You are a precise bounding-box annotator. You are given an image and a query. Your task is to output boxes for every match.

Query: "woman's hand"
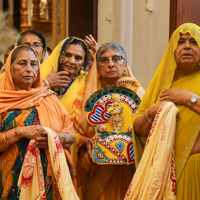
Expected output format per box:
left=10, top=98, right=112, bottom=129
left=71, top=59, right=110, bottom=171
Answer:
left=84, top=34, right=98, bottom=59
left=81, top=137, right=93, bottom=159
left=18, top=125, right=48, bottom=148
left=44, top=66, right=71, bottom=89
left=159, top=88, right=192, bottom=105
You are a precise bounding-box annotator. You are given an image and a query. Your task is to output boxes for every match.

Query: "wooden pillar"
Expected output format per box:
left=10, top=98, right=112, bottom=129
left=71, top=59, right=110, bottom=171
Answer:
left=52, top=0, right=66, bottom=48
left=20, top=0, right=31, bottom=31
left=60, top=0, right=66, bottom=39
left=48, top=0, right=52, bottom=20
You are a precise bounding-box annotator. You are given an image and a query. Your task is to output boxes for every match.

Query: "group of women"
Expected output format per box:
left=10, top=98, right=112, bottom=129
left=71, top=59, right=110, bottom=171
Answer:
left=0, top=22, right=200, bottom=200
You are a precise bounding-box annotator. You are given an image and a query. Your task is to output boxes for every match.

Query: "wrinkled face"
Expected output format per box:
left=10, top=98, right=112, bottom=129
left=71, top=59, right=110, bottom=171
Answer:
left=11, top=49, right=39, bottom=90
left=61, top=44, right=86, bottom=77
left=175, top=33, right=200, bottom=68
left=21, top=33, right=46, bottom=63
left=97, top=48, right=127, bottom=82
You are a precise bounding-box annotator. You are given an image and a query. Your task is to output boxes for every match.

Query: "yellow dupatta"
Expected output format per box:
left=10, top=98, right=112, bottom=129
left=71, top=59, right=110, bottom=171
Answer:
left=41, top=37, right=88, bottom=113
left=132, top=23, right=200, bottom=183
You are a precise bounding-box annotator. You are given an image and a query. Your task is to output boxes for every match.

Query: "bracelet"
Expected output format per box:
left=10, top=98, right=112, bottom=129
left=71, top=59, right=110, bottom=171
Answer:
left=1, top=132, right=10, bottom=146
left=145, top=109, right=153, bottom=124
left=79, top=137, right=87, bottom=147
left=43, top=78, right=50, bottom=87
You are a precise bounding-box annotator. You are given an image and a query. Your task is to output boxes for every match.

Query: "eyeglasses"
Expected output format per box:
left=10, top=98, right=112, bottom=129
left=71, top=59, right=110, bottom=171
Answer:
left=22, top=43, right=43, bottom=49
left=98, top=55, right=124, bottom=65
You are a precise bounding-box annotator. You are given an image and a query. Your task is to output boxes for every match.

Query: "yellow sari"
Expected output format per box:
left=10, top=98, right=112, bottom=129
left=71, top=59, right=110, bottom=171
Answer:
left=70, top=56, right=144, bottom=200
left=41, top=37, right=88, bottom=113
left=131, top=23, right=200, bottom=199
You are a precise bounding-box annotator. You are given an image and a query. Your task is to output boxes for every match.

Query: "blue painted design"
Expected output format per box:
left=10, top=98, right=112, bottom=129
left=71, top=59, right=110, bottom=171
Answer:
left=115, top=142, right=124, bottom=153
left=129, top=144, right=134, bottom=159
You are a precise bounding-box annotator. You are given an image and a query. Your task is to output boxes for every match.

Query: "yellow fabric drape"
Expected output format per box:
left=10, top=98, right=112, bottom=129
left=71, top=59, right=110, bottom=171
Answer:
left=177, top=153, right=200, bottom=199
left=132, top=23, right=200, bottom=186
left=41, top=37, right=88, bottom=113
left=125, top=102, right=177, bottom=200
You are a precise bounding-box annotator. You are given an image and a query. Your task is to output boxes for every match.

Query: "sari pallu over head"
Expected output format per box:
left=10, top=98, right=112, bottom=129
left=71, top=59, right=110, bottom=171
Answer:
left=132, top=23, right=200, bottom=183
left=41, top=37, right=89, bottom=113
left=0, top=46, right=78, bottom=199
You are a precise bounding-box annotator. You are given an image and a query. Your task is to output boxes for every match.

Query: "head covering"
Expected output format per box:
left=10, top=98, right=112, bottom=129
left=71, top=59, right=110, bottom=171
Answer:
left=0, top=46, right=52, bottom=113
left=132, top=23, right=200, bottom=183
left=41, top=37, right=89, bottom=79
left=141, top=23, right=200, bottom=106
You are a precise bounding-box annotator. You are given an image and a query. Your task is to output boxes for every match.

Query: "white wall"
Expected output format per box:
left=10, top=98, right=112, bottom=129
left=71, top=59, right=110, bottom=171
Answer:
left=132, top=0, right=170, bottom=88
left=98, top=0, right=170, bottom=88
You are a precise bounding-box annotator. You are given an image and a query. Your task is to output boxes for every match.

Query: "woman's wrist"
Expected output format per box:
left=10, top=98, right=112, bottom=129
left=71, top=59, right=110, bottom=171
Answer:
left=60, top=134, right=66, bottom=144
left=15, top=127, right=24, bottom=139
left=43, top=78, right=50, bottom=87
left=145, top=109, right=153, bottom=123
left=79, top=137, right=87, bottom=147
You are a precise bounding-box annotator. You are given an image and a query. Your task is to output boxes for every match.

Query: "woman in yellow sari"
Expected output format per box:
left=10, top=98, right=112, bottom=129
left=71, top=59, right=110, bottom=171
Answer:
left=40, top=37, right=90, bottom=113
left=70, top=42, right=145, bottom=200
left=128, top=23, right=200, bottom=199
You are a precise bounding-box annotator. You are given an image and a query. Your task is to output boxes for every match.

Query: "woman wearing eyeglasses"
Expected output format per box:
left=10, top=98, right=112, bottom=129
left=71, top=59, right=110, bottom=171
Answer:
left=70, top=42, right=145, bottom=200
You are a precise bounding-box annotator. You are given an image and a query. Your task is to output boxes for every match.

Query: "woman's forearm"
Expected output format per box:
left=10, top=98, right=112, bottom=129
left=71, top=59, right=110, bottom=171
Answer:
left=134, top=113, right=153, bottom=137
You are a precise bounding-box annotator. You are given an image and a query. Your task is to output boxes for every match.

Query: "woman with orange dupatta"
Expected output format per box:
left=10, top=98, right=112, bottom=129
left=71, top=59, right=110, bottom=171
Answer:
left=70, top=42, right=145, bottom=200
left=125, top=23, right=200, bottom=200
left=0, top=45, right=79, bottom=199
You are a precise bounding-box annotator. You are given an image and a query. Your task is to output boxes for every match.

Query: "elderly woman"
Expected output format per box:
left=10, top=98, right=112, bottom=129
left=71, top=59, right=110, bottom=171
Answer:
left=0, top=45, right=79, bottom=199
left=16, top=30, right=47, bottom=63
left=126, top=23, right=200, bottom=199
left=41, top=37, right=91, bottom=113
left=70, top=42, right=144, bottom=200
left=0, top=30, right=47, bottom=80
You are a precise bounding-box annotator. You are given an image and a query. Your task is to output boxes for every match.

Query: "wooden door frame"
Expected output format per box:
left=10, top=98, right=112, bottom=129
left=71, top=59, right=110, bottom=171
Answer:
left=169, top=0, right=177, bottom=38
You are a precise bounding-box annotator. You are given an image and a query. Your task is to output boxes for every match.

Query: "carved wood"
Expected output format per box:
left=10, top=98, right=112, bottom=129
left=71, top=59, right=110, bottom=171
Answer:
left=32, top=0, right=52, bottom=32
left=20, top=0, right=31, bottom=31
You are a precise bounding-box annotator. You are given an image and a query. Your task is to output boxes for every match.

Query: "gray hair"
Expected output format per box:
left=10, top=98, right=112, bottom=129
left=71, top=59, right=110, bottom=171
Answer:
left=96, top=42, right=127, bottom=64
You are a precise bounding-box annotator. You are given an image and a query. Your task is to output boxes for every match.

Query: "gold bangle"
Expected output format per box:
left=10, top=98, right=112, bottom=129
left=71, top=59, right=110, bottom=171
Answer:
left=2, top=132, right=10, bottom=146
left=43, top=78, right=50, bottom=87
left=79, top=137, right=87, bottom=147
left=145, top=109, right=153, bottom=124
